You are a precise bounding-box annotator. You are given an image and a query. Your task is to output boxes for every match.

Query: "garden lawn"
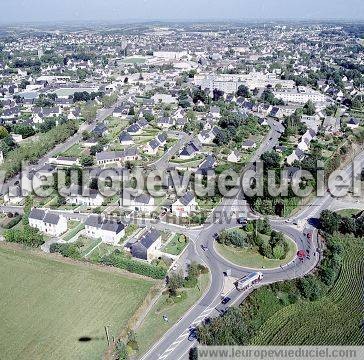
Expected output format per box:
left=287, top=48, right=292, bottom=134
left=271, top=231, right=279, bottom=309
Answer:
left=0, top=246, right=155, bottom=360
left=162, top=234, right=188, bottom=255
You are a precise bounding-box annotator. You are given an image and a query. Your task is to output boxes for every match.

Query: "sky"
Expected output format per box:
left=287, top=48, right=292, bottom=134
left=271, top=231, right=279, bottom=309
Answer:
left=0, top=0, right=363, bottom=24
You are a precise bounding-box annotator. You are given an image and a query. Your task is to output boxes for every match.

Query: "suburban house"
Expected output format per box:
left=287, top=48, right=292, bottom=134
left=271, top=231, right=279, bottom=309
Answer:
left=172, top=191, right=197, bottom=217
left=66, top=186, right=105, bottom=206
left=347, top=118, right=360, bottom=130
left=84, top=215, right=125, bottom=244
left=96, top=148, right=139, bottom=165
left=157, top=117, right=174, bottom=129
left=129, top=228, right=162, bottom=262
left=49, top=156, right=80, bottom=167
left=144, top=133, right=167, bottom=155
left=119, top=131, right=134, bottom=146
left=198, top=127, right=220, bottom=145
left=29, top=208, right=67, bottom=236
left=179, top=140, right=201, bottom=159
left=286, top=148, right=305, bottom=165
left=227, top=150, right=241, bottom=163
left=242, top=140, right=257, bottom=150
left=126, top=193, right=156, bottom=213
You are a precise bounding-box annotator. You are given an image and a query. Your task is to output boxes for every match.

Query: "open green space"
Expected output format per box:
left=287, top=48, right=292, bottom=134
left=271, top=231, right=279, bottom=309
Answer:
left=0, top=246, right=155, bottom=360
left=336, top=208, right=362, bottom=218
left=215, top=236, right=297, bottom=269
left=135, top=273, right=210, bottom=356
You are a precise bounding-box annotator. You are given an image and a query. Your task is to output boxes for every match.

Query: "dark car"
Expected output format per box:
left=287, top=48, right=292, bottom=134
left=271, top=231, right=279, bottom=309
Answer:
left=237, top=217, right=247, bottom=225
left=221, top=297, right=231, bottom=305
left=188, top=328, right=197, bottom=342
left=201, top=245, right=208, bottom=251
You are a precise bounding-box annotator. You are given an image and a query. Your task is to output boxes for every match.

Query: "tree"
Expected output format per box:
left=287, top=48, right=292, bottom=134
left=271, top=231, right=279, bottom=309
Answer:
left=261, top=151, right=280, bottom=170
left=236, top=85, right=250, bottom=98
left=115, top=340, right=128, bottom=360
left=197, top=308, right=249, bottom=345
left=90, top=144, right=104, bottom=156
left=319, top=210, right=341, bottom=234
left=12, top=124, right=35, bottom=138
left=0, top=126, right=9, bottom=139
left=213, top=88, right=224, bottom=101
left=168, top=273, right=185, bottom=296
left=81, top=104, right=98, bottom=123
left=80, top=155, right=94, bottom=167
left=189, top=348, right=198, bottom=360
left=303, top=100, right=316, bottom=116
left=82, top=130, right=91, bottom=140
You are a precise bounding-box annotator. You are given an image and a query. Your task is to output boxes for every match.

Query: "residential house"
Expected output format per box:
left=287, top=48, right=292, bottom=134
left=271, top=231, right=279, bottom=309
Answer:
left=242, top=140, right=257, bottom=150
left=29, top=208, right=67, bottom=236
left=119, top=131, right=134, bottom=146
left=227, top=150, right=241, bottom=163
left=172, top=191, right=197, bottom=218
left=84, top=215, right=125, bottom=245
left=179, top=140, right=201, bottom=159
left=130, top=228, right=162, bottom=262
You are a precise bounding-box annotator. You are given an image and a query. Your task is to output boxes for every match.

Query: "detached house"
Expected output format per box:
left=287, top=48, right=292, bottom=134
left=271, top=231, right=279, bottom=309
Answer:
left=242, top=140, right=257, bottom=150
left=227, top=150, right=241, bottom=163
left=119, top=131, right=134, bottom=146
left=172, top=191, right=197, bottom=218
left=179, top=140, right=201, bottom=159
left=157, top=117, right=174, bottom=129
left=66, top=186, right=105, bottom=207
left=347, top=118, right=360, bottom=130
left=126, top=193, right=156, bottom=213
left=130, top=228, right=162, bottom=262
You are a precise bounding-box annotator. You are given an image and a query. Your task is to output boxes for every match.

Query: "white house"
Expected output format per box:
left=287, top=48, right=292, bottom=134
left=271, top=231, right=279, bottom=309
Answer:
left=125, top=193, right=156, bottom=213
left=172, top=191, right=197, bottom=218
left=84, top=215, right=125, bottom=245
left=242, top=140, right=257, bottom=150
left=29, top=208, right=67, bottom=236
left=347, top=118, right=360, bottom=130
left=227, top=150, right=241, bottom=163
left=66, top=186, right=105, bottom=207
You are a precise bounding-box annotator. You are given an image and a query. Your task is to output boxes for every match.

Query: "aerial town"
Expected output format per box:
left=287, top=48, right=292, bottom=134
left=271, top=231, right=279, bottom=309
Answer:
left=0, top=17, right=363, bottom=360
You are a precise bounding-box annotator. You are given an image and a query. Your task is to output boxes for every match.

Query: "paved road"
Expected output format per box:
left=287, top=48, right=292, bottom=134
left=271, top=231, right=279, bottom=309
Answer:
left=149, top=131, right=192, bottom=170
left=139, top=120, right=364, bottom=360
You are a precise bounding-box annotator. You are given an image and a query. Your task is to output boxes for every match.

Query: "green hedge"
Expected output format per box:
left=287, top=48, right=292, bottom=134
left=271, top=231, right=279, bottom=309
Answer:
left=101, top=251, right=167, bottom=279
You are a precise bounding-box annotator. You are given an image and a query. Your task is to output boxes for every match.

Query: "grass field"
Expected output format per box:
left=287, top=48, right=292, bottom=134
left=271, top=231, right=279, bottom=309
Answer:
left=251, top=235, right=364, bottom=345
left=0, top=246, right=156, bottom=360
left=336, top=208, right=361, bottom=217
left=135, top=273, right=210, bottom=356
left=215, top=236, right=297, bottom=269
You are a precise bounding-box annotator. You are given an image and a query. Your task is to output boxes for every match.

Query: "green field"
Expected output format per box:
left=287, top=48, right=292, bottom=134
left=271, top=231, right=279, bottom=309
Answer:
left=215, top=237, right=297, bottom=269
left=251, top=235, right=364, bottom=345
left=135, top=273, right=210, bottom=356
left=0, top=246, right=156, bottom=360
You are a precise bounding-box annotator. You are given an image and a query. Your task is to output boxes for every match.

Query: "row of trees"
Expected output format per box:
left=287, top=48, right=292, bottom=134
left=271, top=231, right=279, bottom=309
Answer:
left=0, top=120, right=79, bottom=179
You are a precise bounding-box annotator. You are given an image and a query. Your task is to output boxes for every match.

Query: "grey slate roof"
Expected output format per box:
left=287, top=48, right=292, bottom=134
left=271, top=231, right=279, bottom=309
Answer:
left=43, top=212, right=60, bottom=225
left=29, top=208, right=46, bottom=221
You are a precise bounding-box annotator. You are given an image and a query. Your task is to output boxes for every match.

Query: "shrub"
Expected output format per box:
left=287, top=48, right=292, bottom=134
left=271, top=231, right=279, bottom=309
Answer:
left=2, top=215, right=22, bottom=229
left=101, top=251, right=167, bottom=279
